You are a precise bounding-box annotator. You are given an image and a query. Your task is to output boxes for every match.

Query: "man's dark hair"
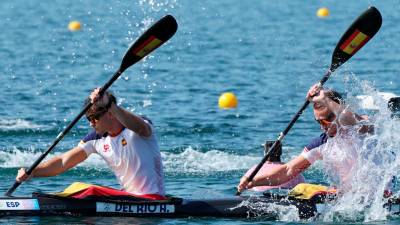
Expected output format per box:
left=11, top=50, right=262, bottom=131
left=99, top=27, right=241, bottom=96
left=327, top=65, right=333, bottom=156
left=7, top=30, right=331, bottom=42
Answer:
left=263, top=140, right=282, bottom=162
left=325, top=89, right=344, bottom=104
left=84, top=90, right=117, bottom=117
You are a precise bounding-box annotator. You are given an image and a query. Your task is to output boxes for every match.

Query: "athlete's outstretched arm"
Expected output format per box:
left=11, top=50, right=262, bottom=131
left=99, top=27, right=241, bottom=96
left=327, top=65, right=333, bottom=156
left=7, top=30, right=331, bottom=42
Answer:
left=16, top=147, right=88, bottom=182
left=237, top=155, right=310, bottom=192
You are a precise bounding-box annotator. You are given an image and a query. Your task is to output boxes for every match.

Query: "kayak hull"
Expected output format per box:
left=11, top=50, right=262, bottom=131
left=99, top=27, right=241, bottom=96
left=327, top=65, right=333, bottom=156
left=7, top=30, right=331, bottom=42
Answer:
left=1, top=193, right=398, bottom=219
left=0, top=194, right=316, bottom=219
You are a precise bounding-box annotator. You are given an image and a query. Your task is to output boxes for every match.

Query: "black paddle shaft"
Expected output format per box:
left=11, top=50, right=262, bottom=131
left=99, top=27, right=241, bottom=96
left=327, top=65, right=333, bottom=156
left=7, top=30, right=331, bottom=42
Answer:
left=5, top=15, right=178, bottom=197
left=236, top=7, right=382, bottom=196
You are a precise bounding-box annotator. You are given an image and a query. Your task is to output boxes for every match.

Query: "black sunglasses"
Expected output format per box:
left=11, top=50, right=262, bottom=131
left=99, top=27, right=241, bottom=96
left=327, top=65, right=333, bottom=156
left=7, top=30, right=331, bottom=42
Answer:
left=86, top=108, right=108, bottom=123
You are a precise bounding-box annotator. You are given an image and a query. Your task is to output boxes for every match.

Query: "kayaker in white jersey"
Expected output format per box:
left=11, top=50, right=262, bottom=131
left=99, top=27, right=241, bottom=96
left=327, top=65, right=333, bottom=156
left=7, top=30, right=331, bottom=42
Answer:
left=16, top=88, right=165, bottom=198
left=237, top=83, right=387, bottom=195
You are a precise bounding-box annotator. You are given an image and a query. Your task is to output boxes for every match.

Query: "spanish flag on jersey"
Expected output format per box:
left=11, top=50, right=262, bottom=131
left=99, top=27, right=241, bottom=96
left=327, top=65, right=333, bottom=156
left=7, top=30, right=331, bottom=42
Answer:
left=339, top=29, right=370, bottom=55
left=121, top=138, right=127, bottom=146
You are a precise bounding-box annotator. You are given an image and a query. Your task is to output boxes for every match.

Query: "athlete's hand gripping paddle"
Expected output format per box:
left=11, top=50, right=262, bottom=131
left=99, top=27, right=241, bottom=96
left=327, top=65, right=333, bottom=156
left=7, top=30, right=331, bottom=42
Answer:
left=236, top=7, right=382, bottom=196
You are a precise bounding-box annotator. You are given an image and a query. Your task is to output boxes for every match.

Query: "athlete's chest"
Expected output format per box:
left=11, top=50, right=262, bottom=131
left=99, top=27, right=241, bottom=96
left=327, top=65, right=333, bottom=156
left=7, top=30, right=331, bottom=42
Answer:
left=96, top=132, right=131, bottom=158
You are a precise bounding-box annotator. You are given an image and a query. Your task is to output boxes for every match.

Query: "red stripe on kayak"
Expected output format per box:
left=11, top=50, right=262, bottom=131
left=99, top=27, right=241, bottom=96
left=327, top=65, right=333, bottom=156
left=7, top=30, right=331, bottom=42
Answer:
left=70, top=186, right=167, bottom=200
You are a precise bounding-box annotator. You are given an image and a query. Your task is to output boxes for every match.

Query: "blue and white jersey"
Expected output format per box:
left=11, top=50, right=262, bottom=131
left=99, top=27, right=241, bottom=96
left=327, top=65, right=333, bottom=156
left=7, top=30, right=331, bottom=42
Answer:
left=301, top=133, right=328, bottom=164
left=303, top=133, right=328, bottom=152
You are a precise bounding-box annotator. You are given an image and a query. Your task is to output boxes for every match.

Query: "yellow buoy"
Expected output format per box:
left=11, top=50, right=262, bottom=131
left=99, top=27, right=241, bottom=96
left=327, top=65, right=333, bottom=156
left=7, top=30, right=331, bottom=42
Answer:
left=68, top=21, right=81, bottom=31
left=316, top=7, right=330, bottom=18
left=218, top=92, right=238, bottom=109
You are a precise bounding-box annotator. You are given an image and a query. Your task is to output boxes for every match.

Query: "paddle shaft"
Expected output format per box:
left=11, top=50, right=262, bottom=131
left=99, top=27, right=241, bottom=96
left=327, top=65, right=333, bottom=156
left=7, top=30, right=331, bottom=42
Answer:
left=4, top=69, right=123, bottom=197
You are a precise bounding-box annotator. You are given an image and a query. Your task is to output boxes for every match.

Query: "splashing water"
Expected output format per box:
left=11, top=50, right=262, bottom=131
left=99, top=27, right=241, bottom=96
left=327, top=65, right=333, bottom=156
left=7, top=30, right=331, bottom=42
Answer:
left=232, top=196, right=300, bottom=221
left=318, top=77, right=400, bottom=222
left=138, top=0, right=178, bottom=12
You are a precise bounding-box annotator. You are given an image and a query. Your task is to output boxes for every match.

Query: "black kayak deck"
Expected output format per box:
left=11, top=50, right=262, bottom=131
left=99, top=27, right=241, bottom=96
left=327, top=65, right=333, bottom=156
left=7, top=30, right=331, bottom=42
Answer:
left=0, top=192, right=317, bottom=219
left=1, top=192, right=399, bottom=219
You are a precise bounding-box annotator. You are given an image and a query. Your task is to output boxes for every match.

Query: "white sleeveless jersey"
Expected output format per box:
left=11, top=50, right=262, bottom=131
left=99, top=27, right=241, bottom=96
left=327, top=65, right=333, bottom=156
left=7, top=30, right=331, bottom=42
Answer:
left=78, top=121, right=165, bottom=196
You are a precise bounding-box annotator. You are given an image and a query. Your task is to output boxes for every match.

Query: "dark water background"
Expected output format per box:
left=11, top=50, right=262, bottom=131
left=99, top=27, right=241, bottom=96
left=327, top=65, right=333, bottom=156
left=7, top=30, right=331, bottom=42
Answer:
left=1, top=0, right=400, bottom=224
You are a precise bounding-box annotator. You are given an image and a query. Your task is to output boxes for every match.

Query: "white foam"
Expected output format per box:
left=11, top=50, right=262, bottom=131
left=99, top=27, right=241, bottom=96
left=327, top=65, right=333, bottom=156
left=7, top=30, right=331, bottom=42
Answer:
left=0, top=118, right=47, bottom=131
left=356, top=92, right=398, bottom=110
left=0, top=147, right=107, bottom=169
left=0, top=147, right=56, bottom=168
left=0, top=146, right=259, bottom=174
left=162, top=146, right=259, bottom=173
left=232, top=196, right=300, bottom=221
left=142, top=99, right=152, bottom=108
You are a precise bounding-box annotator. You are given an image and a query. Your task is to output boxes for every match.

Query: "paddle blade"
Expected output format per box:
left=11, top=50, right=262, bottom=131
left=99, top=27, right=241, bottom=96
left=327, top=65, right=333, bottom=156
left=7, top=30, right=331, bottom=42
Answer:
left=330, top=6, right=382, bottom=72
left=120, top=15, right=178, bottom=73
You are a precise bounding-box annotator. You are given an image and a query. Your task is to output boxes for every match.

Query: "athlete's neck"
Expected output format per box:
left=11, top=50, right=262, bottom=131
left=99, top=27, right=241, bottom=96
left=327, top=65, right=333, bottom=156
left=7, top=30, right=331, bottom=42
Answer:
left=108, top=121, right=124, bottom=137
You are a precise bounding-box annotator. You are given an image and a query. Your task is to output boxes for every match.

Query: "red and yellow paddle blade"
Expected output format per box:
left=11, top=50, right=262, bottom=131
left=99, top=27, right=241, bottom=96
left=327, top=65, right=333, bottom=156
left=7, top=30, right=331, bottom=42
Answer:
left=331, top=7, right=382, bottom=72
left=120, top=15, right=178, bottom=73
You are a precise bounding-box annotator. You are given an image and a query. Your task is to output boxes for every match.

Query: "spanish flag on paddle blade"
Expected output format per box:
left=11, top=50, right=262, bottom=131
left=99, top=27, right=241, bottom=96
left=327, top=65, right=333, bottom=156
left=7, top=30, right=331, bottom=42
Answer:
left=339, top=29, right=370, bottom=55
left=133, top=35, right=163, bottom=58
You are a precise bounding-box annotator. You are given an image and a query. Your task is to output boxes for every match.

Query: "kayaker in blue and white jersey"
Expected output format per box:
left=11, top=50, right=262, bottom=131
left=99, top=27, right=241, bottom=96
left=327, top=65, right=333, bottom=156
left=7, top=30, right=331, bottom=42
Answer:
left=238, top=83, right=393, bottom=196
left=16, top=88, right=165, bottom=199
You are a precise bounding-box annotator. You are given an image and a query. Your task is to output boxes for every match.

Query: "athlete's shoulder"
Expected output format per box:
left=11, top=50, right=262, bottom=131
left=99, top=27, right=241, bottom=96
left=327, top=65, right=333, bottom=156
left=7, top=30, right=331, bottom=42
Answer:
left=80, top=130, right=105, bottom=144
left=304, top=133, right=328, bottom=152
